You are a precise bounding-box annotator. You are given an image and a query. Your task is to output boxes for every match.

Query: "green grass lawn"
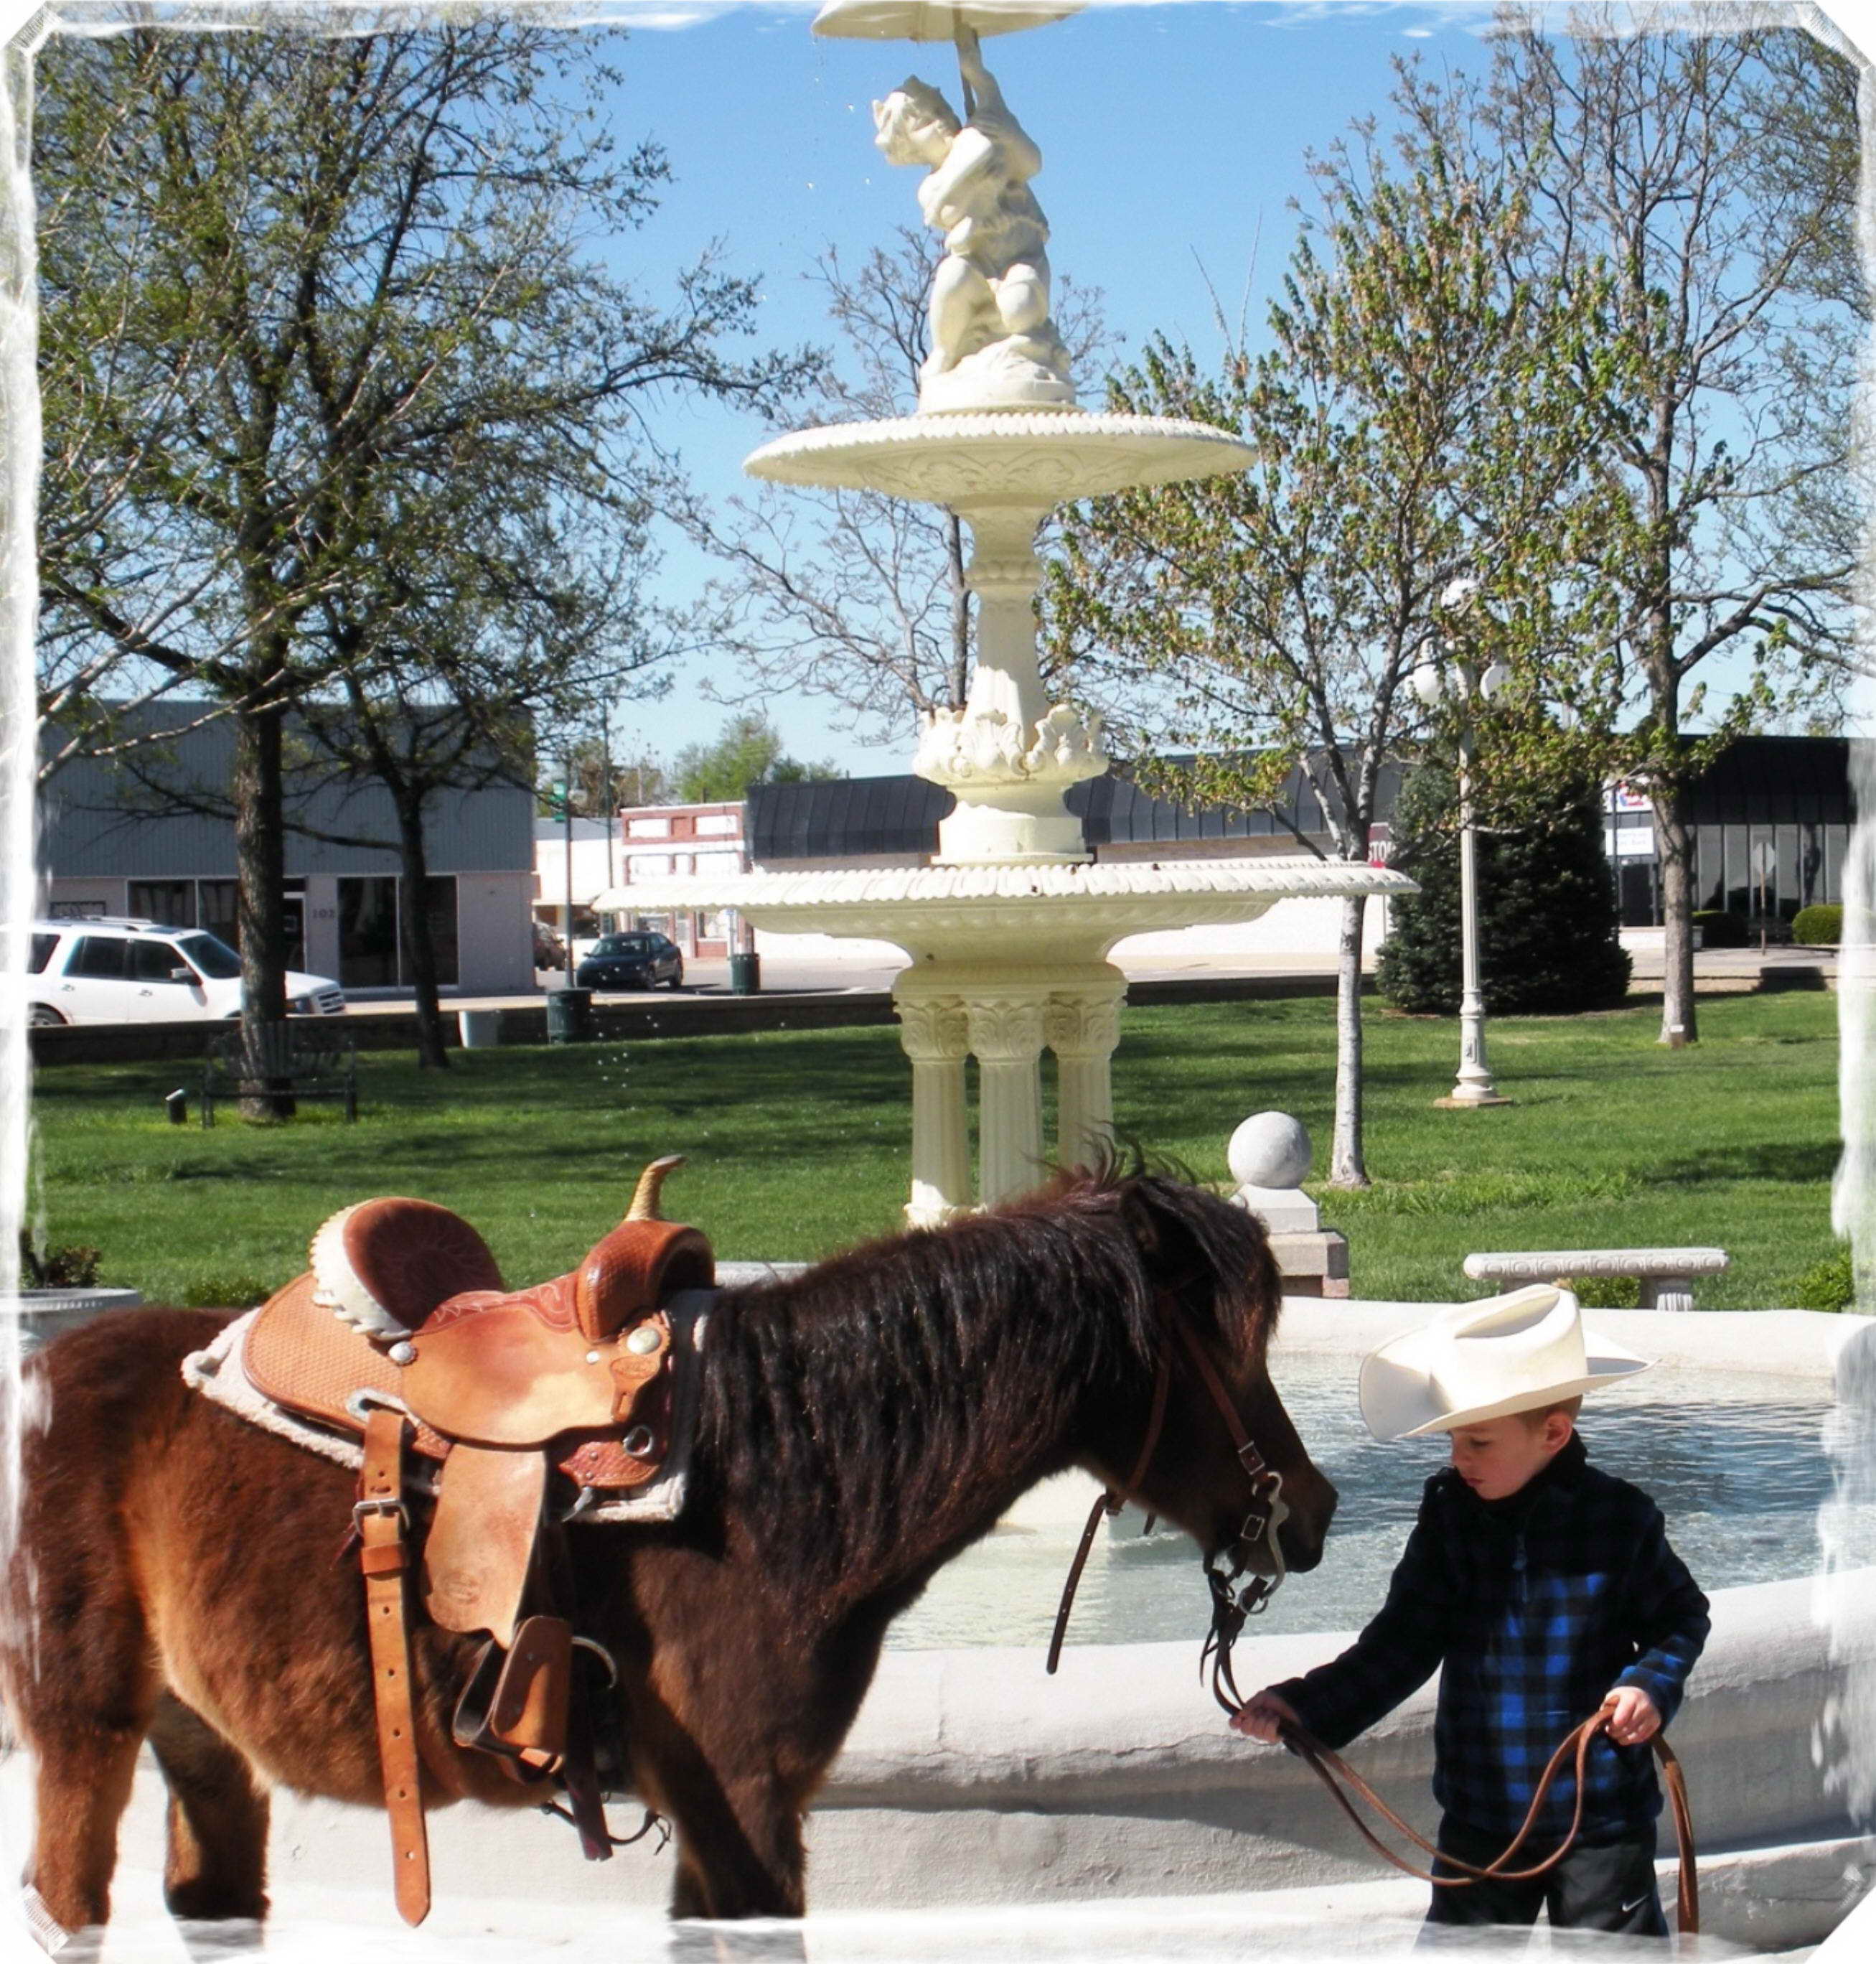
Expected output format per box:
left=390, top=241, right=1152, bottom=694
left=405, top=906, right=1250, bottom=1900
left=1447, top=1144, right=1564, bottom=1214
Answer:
left=26, top=990, right=1845, bottom=1311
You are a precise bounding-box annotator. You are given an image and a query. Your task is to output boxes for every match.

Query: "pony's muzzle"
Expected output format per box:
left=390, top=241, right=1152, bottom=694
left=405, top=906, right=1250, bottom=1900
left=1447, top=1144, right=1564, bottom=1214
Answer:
left=1275, top=1470, right=1336, bottom=1574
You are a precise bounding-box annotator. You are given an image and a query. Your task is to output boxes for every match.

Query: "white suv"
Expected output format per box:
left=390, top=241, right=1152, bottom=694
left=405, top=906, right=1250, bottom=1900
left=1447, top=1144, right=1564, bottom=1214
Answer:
left=27, top=918, right=346, bottom=1026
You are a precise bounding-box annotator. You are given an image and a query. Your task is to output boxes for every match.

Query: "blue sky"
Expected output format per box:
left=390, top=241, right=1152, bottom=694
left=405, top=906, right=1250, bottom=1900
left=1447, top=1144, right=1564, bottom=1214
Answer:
left=576, top=1, right=1507, bottom=776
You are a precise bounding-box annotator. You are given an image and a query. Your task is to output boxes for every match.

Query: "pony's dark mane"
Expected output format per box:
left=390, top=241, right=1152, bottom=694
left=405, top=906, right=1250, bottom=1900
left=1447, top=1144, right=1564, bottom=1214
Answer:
left=695, top=1166, right=1282, bottom=1591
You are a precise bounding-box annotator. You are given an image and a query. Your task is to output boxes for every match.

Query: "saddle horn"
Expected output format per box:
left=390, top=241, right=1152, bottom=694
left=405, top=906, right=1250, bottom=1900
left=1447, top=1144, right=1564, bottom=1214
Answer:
left=576, top=1157, right=710, bottom=1344
left=627, top=1155, right=686, bottom=1223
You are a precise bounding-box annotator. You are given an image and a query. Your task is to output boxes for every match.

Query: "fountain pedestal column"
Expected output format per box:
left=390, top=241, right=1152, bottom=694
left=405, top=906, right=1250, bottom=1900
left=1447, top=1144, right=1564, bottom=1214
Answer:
left=1045, top=971, right=1126, bottom=1171
left=894, top=983, right=972, bottom=1228
left=962, top=989, right=1051, bottom=1207
left=914, top=504, right=1105, bottom=866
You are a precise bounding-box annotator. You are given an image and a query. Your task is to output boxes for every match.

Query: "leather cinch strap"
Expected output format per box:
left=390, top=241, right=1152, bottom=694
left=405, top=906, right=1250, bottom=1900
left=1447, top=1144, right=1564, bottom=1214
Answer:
left=359, top=1406, right=431, bottom=1927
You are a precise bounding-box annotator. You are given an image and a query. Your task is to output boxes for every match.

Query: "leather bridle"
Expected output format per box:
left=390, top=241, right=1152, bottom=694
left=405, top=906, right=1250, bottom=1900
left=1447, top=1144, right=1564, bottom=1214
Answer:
left=1046, top=1300, right=1292, bottom=1697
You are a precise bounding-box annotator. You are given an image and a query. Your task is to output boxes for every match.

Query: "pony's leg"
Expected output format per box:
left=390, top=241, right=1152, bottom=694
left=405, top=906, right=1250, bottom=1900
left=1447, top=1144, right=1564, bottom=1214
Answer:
left=667, top=1769, right=808, bottom=1922
left=630, top=1691, right=810, bottom=1920
left=146, top=1696, right=270, bottom=1922
left=19, top=1697, right=151, bottom=1935
left=5, top=1568, right=159, bottom=1935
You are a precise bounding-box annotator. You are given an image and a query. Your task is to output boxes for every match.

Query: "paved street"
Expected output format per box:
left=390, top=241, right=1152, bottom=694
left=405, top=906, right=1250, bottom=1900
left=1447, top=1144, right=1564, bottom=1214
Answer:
left=344, top=939, right=1839, bottom=1018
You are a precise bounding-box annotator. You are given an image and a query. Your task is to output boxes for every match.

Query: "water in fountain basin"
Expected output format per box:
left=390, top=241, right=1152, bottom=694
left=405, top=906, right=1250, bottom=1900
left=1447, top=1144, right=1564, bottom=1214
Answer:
left=889, top=1362, right=1837, bottom=1652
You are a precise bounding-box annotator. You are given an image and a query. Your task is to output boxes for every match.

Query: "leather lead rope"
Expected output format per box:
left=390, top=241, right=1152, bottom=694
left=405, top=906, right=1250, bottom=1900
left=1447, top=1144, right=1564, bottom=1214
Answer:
left=1274, top=1711, right=1699, bottom=1936
left=1049, top=1299, right=1291, bottom=1675
left=1046, top=1355, right=1171, bottom=1674
left=358, top=1407, right=431, bottom=1927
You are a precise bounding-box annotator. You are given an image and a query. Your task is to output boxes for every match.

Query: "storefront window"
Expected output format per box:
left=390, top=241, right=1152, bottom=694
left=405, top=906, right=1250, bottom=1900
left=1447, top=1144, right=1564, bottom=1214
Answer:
left=195, top=879, right=305, bottom=968
left=128, top=881, right=197, bottom=928
left=198, top=880, right=240, bottom=948
left=1775, top=826, right=1801, bottom=922
left=1798, top=825, right=1825, bottom=910
left=1723, top=827, right=1750, bottom=917
left=1694, top=828, right=1725, bottom=912
left=338, top=876, right=458, bottom=987
left=338, top=876, right=399, bottom=988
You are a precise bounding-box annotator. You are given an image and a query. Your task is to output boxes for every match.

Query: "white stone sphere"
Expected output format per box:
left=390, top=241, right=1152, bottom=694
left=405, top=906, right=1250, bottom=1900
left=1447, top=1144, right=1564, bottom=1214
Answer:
left=1228, top=1111, right=1312, bottom=1192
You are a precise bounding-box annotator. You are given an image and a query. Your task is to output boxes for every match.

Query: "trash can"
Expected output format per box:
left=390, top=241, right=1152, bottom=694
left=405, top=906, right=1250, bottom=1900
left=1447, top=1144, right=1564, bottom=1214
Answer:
left=457, top=1008, right=502, bottom=1049
left=545, top=988, right=595, bottom=1044
left=728, top=952, right=761, bottom=996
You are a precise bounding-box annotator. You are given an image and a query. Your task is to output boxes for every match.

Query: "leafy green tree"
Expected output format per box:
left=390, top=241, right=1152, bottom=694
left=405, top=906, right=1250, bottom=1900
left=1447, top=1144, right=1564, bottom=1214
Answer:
left=1050, top=133, right=1623, bottom=1184
left=34, top=22, right=810, bottom=1084
left=1394, top=11, right=1862, bottom=1046
left=671, top=713, right=836, bottom=805
left=1376, top=764, right=1631, bottom=1016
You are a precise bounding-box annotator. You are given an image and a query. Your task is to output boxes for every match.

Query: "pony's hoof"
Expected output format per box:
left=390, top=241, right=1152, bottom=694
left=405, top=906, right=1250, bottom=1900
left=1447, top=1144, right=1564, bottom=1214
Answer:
left=164, top=1880, right=269, bottom=1923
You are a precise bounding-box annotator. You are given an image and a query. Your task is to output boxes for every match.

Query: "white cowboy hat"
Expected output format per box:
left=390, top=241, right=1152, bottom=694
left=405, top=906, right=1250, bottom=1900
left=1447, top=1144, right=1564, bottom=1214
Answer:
left=1358, top=1285, right=1652, bottom=1441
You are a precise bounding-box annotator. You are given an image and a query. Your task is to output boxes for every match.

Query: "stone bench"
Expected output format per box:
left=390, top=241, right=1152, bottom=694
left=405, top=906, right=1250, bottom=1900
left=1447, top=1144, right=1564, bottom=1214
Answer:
left=1463, top=1247, right=1729, bottom=1314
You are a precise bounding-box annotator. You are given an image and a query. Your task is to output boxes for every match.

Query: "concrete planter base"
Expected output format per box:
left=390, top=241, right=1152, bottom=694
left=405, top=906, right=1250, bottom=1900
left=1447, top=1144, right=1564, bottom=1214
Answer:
left=9, top=1286, right=143, bottom=1350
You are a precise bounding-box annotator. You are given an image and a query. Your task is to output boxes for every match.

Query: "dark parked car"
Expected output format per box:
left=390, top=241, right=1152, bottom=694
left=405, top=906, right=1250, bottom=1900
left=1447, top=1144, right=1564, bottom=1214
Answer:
left=533, top=922, right=568, bottom=970
left=576, top=931, right=683, bottom=993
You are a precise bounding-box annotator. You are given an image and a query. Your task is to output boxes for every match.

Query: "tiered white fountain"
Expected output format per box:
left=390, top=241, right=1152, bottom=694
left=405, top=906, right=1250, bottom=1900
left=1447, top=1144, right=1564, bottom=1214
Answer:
left=600, top=0, right=1411, bottom=1226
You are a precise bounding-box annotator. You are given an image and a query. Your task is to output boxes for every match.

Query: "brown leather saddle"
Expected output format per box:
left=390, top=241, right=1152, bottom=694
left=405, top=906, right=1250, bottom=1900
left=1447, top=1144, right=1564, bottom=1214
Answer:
left=241, top=1155, right=710, bottom=1925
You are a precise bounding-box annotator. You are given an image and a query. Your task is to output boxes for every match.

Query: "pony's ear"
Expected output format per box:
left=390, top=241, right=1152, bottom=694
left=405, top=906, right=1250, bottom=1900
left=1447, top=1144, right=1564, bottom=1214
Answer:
left=1115, top=1173, right=1280, bottom=1353
left=1115, top=1177, right=1209, bottom=1299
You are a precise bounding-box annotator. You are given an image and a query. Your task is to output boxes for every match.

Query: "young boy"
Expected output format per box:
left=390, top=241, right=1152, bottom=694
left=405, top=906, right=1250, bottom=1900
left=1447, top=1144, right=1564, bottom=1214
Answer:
left=1233, top=1286, right=1709, bottom=1939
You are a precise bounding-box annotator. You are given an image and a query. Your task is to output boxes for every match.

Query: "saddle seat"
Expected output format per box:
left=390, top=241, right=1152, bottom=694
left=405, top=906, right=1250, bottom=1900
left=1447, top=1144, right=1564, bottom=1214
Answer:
left=244, top=1191, right=713, bottom=1487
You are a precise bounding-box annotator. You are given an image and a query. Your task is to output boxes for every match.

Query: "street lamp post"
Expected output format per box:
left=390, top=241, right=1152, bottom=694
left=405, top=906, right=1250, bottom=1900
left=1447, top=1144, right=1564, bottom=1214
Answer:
left=1415, top=579, right=1513, bottom=1109
left=560, top=758, right=578, bottom=988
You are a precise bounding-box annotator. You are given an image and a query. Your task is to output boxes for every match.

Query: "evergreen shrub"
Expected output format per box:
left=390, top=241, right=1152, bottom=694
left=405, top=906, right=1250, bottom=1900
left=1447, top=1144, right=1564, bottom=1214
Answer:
left=1792, top=904, right=1844, bottom=946
left=1781, top=1248, right=1855, bottom=1312
left=1377, top=767, right=1632, bottom=1015
left=1692, top=909, right=1748, bottom=948
left=182, top=1273, right=278, bottom=1309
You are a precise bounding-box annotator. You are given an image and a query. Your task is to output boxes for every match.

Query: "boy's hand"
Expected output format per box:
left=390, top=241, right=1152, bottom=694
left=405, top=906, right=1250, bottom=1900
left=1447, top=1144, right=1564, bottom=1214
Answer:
left=1229, top=1691, right=1300, bottom=1744
left=1600, top=1685, right=1661, bottom=1746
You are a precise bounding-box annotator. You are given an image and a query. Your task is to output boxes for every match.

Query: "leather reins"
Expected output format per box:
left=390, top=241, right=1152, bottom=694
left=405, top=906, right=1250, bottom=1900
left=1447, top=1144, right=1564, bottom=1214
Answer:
left=1271, top=1709, right=1699, bottom=1935
left=1039, top=1303, right=1699, bottom=1935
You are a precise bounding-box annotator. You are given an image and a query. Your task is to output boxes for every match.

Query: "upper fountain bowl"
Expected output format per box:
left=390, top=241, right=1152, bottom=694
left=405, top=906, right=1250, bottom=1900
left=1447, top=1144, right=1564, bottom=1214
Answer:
left=744, top=412, right=1258, bottom=509
left=812, top=1, right=1085, bottom=42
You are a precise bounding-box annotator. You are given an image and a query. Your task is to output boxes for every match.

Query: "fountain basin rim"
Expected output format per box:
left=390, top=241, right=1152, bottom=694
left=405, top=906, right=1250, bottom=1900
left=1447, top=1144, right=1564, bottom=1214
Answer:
left=744, top=411, right=1259, bottom=505
left=596, top=857, right=1412, bottom=915
left=593, top=859, right=1412, bottom=957
left=1265, top=1296, right=1869, bottom=1385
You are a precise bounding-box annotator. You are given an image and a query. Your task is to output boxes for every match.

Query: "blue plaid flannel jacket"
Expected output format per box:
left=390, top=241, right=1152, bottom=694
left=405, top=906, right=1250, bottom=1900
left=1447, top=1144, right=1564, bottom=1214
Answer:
left=1272, top=1432, right=1709, bottom=1846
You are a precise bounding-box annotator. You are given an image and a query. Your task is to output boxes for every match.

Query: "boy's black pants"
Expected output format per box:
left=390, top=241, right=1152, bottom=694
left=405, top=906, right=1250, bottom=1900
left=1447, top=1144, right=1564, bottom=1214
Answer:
left=1422, top=1818, right=1668, bottom=1938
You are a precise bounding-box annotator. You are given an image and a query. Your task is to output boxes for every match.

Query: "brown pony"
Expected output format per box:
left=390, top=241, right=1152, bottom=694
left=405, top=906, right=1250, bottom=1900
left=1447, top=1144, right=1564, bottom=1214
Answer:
left=1, top=1166, right=1335, bottom=1937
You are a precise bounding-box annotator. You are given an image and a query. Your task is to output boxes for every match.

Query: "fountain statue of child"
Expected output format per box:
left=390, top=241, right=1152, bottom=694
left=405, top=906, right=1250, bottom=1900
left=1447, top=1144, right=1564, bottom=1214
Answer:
left=871, top=32, right=1074, bottom=412
left=1232, top=1288, right=1709, bottom=1940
